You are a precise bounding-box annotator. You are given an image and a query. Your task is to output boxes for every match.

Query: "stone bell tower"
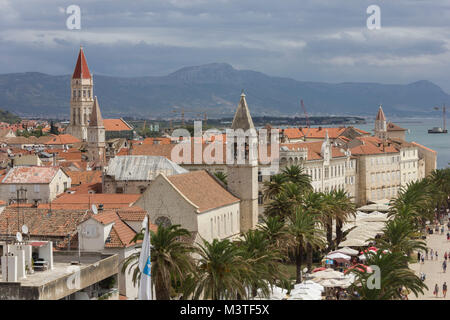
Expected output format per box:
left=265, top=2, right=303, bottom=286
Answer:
left=66, top=46, right=94, bottom=142
left=226, top=91, right=259, bottom=232
left=87, top=96, right=106, bottom=164
left=374, top=104, right=387, bottom=140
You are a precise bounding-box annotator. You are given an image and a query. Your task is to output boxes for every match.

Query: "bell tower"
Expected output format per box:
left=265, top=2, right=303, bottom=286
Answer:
left=227, top=91, right=259, bottom=232
left=66, top=46, right=94, bottom=141
left=374, top=104, right=387, bottom=140
left=87, top=96, right=106, bottom=165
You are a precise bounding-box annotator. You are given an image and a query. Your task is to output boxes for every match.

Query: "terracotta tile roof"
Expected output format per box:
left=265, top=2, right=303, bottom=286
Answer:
left=45, top=193, right=141, bottom=209
left=282, top=128, right=304, bottom=140
left=45, top=134, right=80, bottom=145
left=0, top=206, right=92, bottom=238
left=281, top=141, right=347, bottom=160
left=1, top=166, right=62, bottom=184
left=72, top=47, right=92, bottom=79
left=411, top=141, right=436, bottom=154
left=167, top=170, right=240, bottom=213
left=116, top=206, right=148, bottom=222
left=387, top=122, right=406, bottom=132
left=67, top=182, right=102, bottom=194
left=142, top=137, right=171, bottom=145
left=376, top=106, right=386, bottom=121
left=103, top=119, right=133, bottom=132
left=57, top=150, right=82, bottom=162
left=66, top=170, right=102, bottom=185
left=350, top=137, right=399, bottom=155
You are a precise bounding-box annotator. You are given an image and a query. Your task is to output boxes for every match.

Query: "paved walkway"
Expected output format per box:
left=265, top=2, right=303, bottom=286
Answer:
left=410, top=229, right=450, bottom=300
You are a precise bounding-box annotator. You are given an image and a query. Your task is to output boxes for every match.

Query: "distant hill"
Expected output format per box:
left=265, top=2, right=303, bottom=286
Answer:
left=0, top=108, right=20, bottom=123
left=0, top=63, right=448, bottom=119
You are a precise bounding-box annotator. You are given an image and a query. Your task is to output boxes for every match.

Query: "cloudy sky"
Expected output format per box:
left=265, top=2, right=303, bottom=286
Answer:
left=1, top=0, right=450, bottom=91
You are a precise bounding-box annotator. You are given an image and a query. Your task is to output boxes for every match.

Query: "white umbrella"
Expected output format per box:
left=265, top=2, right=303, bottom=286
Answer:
left=326, top=252, right=351, bottom=260
left=301, top=280, right=325, bottom=292
left=311, top=268, right=345, bottom=280
left=334, top=247, right=359, bottom=256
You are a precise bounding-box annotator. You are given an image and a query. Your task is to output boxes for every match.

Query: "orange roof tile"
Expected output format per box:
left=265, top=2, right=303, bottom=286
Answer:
left=2, top=166, right=62, bottom=184
left=45, top=134, right=80, bottom=145
left=66, top=170, right=102, bottom=185
left=47, top=193, right=141, bottom=209
left=167, top=170, right=240, bottom=213
left=103, top=119, right=133, bottom=131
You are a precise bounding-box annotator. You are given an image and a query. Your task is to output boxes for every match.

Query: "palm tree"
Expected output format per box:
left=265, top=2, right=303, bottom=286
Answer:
left=281, top=165, right=312, bottom=193
left=429, top=168, right=450, bottom=210
left=264, top=191, right=294, bottom=219
left=373, top=216, right=427, bottom=256
left=121, top=224, right=195, bottom=300
left=262, top=173, right=287, bottom=200
left=213, top=171, right=228, bottom=185
left=258, top=215, right=290, bottom=253
left=236, top=229, right=288, bottom=298
left=321, top=191, right=335, bottom=250
left=349, top=250, right=427, bottom=300
left=191, top=238, right=251, bottom=300
left=287, top=208, right=325, bottom=283
left=332, top=189, right=356, bottom=248
left=390, top=180, right=434, bottom=228
left=300, top=191, right=327, bottom=271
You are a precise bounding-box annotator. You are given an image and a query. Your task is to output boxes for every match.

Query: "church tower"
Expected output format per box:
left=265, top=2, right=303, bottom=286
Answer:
left=87, top=96, right=106, bottom=164
left=374, top=105, right=387, bottom=140
left=227, top=91, right=259, bottom=232
left=66, top=47, right=94, bottom=141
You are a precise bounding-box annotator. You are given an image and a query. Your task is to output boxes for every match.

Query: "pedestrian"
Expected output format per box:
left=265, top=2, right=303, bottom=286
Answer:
left=431, top=249, right=434, bottom=260
left=447, top=232, right=450, bottom=241
left=418, top=251, right=421, bottom=263
left=444, top=282, right=448, bottom=298
left=434, top=284, right=439, bottom=297
left=421, top=254, right=425, bottom=264
left=442, top=226, right=445, bottom=234
left=445, top=252, right=448, bottom=261
left=443, top=260, right=447, bottom=273
left=436, top=251, right=439, bottom=260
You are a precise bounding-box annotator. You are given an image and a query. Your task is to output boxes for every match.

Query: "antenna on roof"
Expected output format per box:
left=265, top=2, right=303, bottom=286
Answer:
left=91, top=204, right=98, bottom=215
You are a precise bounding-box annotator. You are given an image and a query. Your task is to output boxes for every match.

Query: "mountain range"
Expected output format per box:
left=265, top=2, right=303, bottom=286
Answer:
left=0, top=63, right=448, bottom=119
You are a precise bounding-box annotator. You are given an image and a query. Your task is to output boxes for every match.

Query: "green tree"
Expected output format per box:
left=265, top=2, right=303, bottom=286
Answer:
left=349, top=250, right=427, bottom=300
left=213, top=171, right=228, bottom=185
left=121, top=224, right=195, bottom=300
left=190, top=238, right=250, bottom=300
left=287, top=208, right=325, bottom=283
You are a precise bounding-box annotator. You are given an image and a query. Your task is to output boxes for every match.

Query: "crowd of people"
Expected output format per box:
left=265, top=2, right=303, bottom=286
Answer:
left=419, top=220, right=450, bottom=299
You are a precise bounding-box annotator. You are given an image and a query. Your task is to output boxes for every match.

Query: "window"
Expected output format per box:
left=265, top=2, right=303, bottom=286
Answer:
left=231, top=212, right=233, bottom=233
left=211, top=219, right=213, bottom=238
left=258, top=171, right=262, bottom=182
left=9, top=185, right=16, bottom=193
left=83, top=90, right=86, bottom=97
left=34, top=185, right=40, bottom=193
left=116, top=187, right=124, bottom=194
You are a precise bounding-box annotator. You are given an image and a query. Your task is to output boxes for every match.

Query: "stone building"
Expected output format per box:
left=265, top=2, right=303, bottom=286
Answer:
left=0, top=166, right=71, bottom=204
left=103, top=155, right=188, bottom=194
left=135, top=170, right=241, bottom=243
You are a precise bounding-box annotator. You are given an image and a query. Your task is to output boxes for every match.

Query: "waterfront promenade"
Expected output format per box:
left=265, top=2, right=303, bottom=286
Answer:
left=410, top=229, right=450, bottom=300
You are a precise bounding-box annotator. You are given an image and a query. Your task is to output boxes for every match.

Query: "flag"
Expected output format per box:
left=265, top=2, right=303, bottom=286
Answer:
left=138, top=215, right=152, bottom=300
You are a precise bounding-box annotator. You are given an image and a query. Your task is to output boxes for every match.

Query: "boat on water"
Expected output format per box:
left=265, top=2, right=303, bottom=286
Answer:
left=428, top=105, right=447, bottom=134
left=428, top=127, right=448, bottom=134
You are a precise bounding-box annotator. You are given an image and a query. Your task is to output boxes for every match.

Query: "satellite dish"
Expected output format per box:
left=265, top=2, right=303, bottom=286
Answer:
left=16, top=232, right=23, bottom=243
left=303, top=267, right=308, bottom=273
left=91, top=204, right=98, bottom=215
left=22, top=225, right=29, bottom=234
